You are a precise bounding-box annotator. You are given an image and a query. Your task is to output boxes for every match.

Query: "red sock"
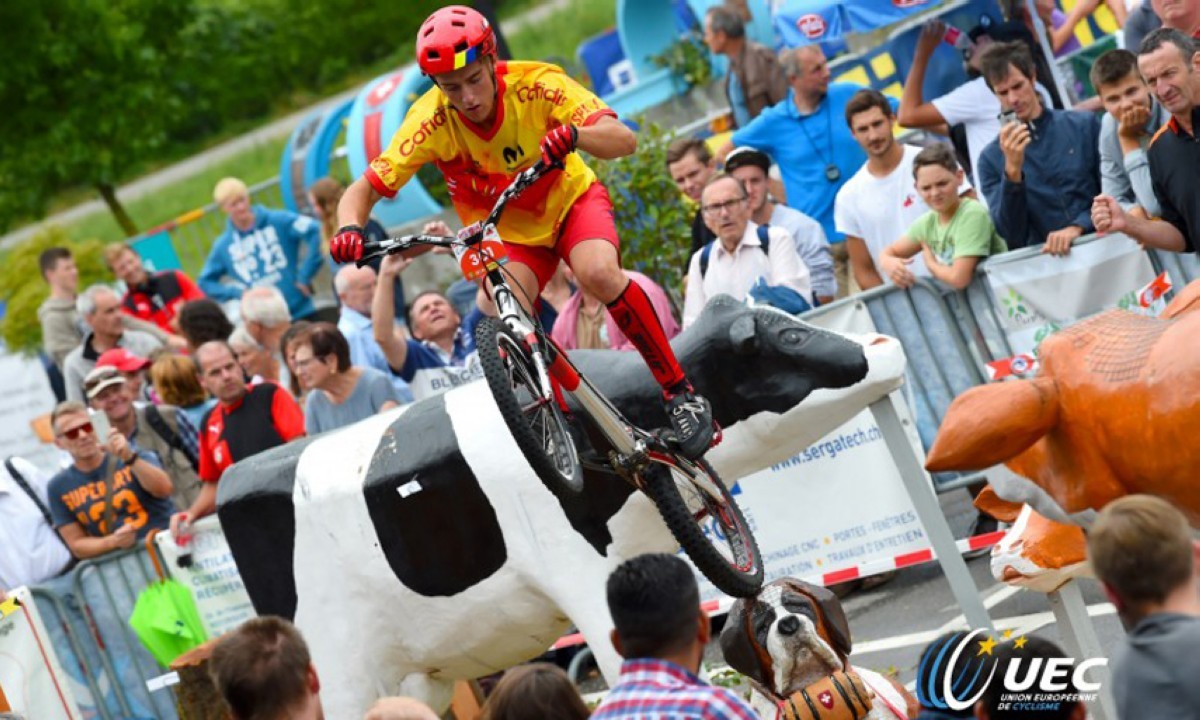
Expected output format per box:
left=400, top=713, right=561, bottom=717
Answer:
left=606, top=280, right=688, bottom=393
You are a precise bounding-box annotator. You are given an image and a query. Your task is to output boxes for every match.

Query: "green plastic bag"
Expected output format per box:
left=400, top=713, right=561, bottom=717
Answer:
left=129, top=577, right=207, bottom=667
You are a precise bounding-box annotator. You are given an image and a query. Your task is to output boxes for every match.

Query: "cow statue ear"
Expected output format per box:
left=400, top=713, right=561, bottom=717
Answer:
left=729, top=315, right=757, bottom=355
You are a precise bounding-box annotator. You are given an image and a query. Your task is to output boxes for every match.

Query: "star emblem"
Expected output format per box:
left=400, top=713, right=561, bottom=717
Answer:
left=977, top=635, right=998, bottom=656
left=1014, top=636, right=1028, bottom=649
left=1002, top=629, right=1014, bottom=639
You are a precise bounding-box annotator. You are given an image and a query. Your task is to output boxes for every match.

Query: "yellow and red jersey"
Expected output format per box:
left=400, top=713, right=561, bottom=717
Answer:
left=366, top=61, right=617, bottom=248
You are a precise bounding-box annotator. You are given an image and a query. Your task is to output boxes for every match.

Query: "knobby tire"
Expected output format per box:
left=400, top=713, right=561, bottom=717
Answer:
left=477, top=317, right=585, bottom=494
left=642, top=458, right=764, bottom=597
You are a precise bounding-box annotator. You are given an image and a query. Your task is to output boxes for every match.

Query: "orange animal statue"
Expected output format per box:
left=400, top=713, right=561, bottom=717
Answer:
left=926, top=281, right=1200, bottom=527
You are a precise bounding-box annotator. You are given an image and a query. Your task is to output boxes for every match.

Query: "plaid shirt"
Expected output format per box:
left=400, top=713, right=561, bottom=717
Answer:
left=591, top=658, right=758, bottom=720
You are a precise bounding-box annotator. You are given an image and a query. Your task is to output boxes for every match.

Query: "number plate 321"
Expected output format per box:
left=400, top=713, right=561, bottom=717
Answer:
left=457, top=225, right=509, bottom=281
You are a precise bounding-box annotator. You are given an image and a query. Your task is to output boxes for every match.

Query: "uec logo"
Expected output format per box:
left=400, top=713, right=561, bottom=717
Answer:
left=921, top=629, right=1106, bottom=711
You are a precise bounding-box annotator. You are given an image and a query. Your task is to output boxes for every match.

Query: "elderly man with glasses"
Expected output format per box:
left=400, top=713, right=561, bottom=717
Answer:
left=681, top=174, right=811, bottom=328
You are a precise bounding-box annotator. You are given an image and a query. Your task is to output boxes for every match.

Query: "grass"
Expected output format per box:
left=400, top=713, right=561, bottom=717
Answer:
left=507, top=0, right=616, bottom=71
left=64, top=135, right=290, bottom=247
left=51, top=0, right=620, bottom=256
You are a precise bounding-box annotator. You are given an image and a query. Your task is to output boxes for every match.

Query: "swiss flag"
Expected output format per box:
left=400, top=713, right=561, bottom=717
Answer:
left=1137, top=271, right=1172, bottom=308
left=818, top=690, right=835, bottom=709
left=986, top=353, right=1038, bottom=381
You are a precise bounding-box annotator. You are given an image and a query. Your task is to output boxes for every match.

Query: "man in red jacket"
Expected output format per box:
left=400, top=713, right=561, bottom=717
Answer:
left=104, top=242, right=205, bottom=334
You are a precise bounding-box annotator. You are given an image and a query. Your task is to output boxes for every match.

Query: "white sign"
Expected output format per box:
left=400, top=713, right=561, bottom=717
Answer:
left=984, top=234, right=1156, bottom=357
left=691, top=302, right=927, bottom=601
left=0, top=588, right=83, bottom=720
left=0, top=349, right=61, bottom=475
left=157, top=516, right=256, bottom=638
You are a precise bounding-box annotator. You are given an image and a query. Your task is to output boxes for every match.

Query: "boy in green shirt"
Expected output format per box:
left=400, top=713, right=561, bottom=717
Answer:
left=880, top=144, right=1007, bottom=289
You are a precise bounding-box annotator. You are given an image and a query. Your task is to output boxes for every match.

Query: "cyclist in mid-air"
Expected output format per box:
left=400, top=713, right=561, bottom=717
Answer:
left=331, top=5, right=716, bottom=458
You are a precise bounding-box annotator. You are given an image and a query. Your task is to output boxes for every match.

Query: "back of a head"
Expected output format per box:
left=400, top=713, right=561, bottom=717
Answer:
left=606, top=553, right=700, bottom=659
left=479, top=663, right=590, bottom=720
left=242, top=287, right=291, bottom=328
left=178, top=299, right=234, bottom=348
left=210, top=616, right=313, bottom=720
left=978, top=636, right=1081, bottom=720
left=150, top=354, right=207, bottom=407
left=1088, top=494, right=1194, bottom=611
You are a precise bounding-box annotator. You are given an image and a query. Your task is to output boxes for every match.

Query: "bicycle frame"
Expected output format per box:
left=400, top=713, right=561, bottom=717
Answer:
left=359, top=161, right=724, bottom=501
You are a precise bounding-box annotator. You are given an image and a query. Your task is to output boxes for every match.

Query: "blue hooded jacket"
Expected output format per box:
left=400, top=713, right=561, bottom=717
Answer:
left=199, top=205, right=323, bottom=319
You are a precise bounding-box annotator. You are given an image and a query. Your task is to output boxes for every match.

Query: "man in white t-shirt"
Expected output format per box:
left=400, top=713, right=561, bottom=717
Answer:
left=835, top=89, right=972, bottom=291
left=0, top=456, right=74, bottom=592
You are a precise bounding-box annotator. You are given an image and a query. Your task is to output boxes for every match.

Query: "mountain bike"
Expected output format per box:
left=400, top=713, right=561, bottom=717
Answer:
left=358, top=161, right=763, bottom=597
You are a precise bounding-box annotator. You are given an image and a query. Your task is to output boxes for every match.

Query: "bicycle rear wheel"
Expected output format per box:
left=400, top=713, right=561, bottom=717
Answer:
left=641, top=457, right=763, bottom=597
left=477, top=317, right=584, bottom=494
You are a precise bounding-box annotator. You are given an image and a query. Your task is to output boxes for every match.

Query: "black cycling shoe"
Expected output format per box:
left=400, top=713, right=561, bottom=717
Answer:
left=664, top=390, right=716, bottom=461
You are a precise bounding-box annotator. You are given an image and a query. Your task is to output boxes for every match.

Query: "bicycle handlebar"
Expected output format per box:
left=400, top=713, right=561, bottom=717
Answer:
left=356, top=159, right=557, bottom=267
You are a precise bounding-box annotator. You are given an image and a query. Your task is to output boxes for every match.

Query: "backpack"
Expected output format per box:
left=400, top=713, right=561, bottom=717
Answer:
left=699, top=223, right=772, bottom=278
left=144, top=405, right=200, bottom=471
left=698, top=224, right=813, bottom=314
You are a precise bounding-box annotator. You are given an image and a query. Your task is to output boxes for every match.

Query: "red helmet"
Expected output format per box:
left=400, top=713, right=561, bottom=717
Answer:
left=416, top=5, right=497, bottom=76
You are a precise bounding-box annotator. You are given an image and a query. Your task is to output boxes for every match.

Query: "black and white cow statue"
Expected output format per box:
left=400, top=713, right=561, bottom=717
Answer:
left=216, top=296, right=906, bottom=716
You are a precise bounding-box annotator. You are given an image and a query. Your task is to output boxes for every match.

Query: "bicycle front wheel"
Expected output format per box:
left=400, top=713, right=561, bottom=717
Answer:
left=641, top=457, right=763, bottom=597
left=476, top=317, right=584, bottom=494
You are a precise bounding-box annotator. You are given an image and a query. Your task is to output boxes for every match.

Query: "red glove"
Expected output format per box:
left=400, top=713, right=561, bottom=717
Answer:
left=331, top=225, right=364, bottom=263
left=540, top=124, right=578, bottom=167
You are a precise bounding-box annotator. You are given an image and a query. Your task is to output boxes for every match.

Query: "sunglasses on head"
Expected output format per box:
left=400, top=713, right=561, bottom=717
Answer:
left=59, top=422, right=94, bottom=440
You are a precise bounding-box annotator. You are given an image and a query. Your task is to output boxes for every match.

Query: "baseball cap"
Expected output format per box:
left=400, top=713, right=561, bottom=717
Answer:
left=97, top=347, right=151, bottom=373
left=723, top=146, right=772, bottom=174
left=83, top=366, right=127, bottom=399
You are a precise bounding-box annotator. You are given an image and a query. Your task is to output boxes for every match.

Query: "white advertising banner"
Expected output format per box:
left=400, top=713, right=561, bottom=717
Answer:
left=691, top=301, right=928, bottom=602
left=983, top=233, right=1157, bottom=357
left=0, top=588, right=82, bottom=720
left=156, top=516, right=256, bottom=638
left=0, top=349, right=61, bottom=474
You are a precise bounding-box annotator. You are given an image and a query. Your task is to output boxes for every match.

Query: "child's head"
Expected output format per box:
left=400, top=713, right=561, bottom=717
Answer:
left=1090, top=49, right=1152, bottom=122
left=480, top=663, right=590, bottom=720
left=912, top=144, right=963, bottom=215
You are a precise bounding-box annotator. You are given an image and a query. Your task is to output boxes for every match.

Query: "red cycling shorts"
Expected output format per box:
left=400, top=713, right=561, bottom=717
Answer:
left=503, top=182, right=620, bottom=289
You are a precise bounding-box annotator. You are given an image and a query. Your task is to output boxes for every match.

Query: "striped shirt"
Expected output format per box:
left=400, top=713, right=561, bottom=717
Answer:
left=591, top=658, right=757, bottom=720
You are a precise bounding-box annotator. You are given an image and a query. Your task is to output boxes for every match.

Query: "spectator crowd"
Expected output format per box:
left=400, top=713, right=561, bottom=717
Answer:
left=2, top=1, right=1199, bottom=718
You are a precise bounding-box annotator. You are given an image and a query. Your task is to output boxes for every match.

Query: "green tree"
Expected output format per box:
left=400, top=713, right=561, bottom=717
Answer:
left=0, top=0, right=194, bottom=235
left=0, top=227, right=110, bottom=356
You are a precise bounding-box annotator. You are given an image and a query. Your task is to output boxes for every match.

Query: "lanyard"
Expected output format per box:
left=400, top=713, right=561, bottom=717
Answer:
left=796, top=100, right=841, bottom=183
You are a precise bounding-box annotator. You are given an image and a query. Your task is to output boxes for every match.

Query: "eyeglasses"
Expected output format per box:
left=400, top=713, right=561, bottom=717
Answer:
left=58, top=422, right=94, bottom=440
left=700, top=197, right=746, bottom=216
left=292, top=354, right=322, bottom=371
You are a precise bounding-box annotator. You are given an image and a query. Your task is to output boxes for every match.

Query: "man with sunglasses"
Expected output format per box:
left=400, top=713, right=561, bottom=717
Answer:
left=45, top=401, right=174, bottom=560
left=330, top=5, right=716, bottom=460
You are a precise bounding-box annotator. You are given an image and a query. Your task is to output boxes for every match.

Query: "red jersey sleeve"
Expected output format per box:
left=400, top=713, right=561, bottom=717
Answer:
left=270, top=385, right=307, bottom=441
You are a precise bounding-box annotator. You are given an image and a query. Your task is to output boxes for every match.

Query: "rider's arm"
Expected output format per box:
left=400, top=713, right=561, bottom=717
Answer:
left=575, top=115, right=637, bottom=160
left=373, top=256, right=412, bottom=372
left=338, top=177, right=385, bottom=230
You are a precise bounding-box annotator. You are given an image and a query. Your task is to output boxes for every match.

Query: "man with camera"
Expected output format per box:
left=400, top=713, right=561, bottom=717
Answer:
left=975, top=42, right=1101, bottom=255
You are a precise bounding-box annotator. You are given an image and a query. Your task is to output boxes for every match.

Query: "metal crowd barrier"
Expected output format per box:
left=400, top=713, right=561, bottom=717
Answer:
left=31, top=547, right=180, bottom=720
left=800, top=233, right=1198, bottom=492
